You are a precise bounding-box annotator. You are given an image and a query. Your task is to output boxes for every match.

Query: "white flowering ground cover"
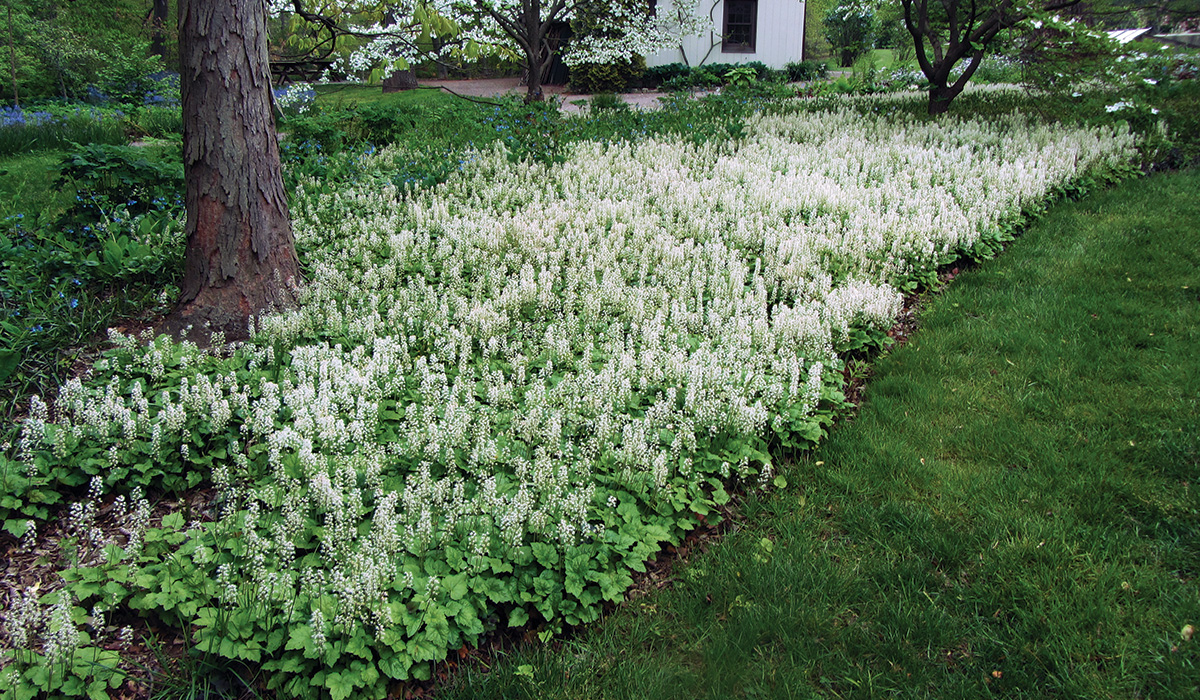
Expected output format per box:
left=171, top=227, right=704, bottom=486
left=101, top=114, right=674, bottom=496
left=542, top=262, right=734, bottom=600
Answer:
left=1, top=104, right=1138, bottom=700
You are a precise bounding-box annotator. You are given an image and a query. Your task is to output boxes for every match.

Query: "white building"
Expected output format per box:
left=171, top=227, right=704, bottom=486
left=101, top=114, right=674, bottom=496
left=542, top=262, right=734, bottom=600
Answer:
left=646, top=0, right=807, bottom=69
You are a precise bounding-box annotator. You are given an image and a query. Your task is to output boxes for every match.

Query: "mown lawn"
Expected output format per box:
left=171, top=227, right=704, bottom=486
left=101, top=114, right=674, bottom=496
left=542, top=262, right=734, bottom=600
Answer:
left=311, top=82, right=463, bottom=109
left=441, top=169, right=1200, bottom=699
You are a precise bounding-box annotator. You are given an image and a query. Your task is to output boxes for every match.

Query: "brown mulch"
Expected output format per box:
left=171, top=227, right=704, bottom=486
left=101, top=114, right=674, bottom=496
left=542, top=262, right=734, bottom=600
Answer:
left=0, top=486, right=219, bottom=698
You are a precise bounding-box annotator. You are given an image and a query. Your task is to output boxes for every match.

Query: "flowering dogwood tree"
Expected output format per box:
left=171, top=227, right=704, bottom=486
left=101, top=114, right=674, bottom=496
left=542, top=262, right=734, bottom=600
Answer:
left=279, top=0, right=713, bottom=101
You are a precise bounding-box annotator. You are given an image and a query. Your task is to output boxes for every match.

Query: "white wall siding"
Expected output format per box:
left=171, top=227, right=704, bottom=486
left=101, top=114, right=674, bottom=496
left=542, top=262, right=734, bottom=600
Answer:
left=647, top=0, right=806, bottom=69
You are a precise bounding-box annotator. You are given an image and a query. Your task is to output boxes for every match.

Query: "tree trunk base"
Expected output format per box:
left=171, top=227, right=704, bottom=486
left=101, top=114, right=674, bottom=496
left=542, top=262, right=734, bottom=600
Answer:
left=160, top=280, right=296, bottom=345
left=927, top=85, right=962, bottom=116
left=159, top=303, right=253, bottom=345
left=382, top=69, right=418, bottom=93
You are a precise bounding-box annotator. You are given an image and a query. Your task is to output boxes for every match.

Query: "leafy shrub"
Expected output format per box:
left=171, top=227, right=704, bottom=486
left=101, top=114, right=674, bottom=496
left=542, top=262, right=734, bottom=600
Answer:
left=785, top=60, right=829, bottom=82
left=724, top=81, right=797, bottom=101
left=724, top=66, right=758, bottom=87
left=643, top=62, right=691, bottom=87
left=1156, top=81, right=1200, bottom=167
left=93, top=42, right=169, bottom=107
left=761, top=67, right=789, bottom=83
left=53, top=142, right=184, bottom=239
left=0, top=143, right=184, bottom=415
left=704, top=61, right=773, bottom=81
left=824, top=1, right=879, bottom=67
left=661, top=68, right=722, bottom=92
left=569, top=56, right=647, bottom=94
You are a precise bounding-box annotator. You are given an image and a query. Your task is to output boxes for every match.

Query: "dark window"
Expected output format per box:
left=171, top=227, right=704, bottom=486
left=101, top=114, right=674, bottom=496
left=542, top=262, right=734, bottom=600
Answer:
left=722, top=0, right=757, bottom=53
left=648, top=0, right=657, bottom=17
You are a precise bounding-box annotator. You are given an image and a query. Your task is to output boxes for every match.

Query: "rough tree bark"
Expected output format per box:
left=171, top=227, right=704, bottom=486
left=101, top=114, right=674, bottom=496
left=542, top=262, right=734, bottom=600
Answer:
left=168, top=0, right=301, bottom=342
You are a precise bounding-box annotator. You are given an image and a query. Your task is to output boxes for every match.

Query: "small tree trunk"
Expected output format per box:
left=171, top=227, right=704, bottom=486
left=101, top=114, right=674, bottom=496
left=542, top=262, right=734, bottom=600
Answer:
left=522, top=0, right=545, bottom=103
left=170, top=0, right=300, bottom=342
left=927, top=84, right=961, bottom=115
left=524, top=49, right=544, bottom=103
left=381, top=68, right=417, bottom=92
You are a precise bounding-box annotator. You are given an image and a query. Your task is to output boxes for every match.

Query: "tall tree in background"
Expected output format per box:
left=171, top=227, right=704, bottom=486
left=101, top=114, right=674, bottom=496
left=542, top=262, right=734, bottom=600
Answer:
left=149, top=0, right=170, bottom=59
left=901, top=0, right=1082, bottom=115
left=171, top=0, right=300, bottom=339
left=824, top=1, right=877, bottom=68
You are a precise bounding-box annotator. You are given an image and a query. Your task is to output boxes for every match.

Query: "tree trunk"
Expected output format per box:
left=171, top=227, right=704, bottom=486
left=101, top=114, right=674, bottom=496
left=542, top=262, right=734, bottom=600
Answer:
left=170, top=0, right=300, bottom=342
left=150, top=0, right=170, bottom=60
left=927, top=84, right=961, bottom=115
left=524, top=45, right=544, bottom=103
left=523, top=0, right=544, bottom=102
left=381, top=67, right=417, bottom=92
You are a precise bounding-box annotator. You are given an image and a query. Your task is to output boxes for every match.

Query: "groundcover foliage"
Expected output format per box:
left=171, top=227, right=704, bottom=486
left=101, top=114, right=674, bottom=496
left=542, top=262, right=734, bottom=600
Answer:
left=1, top=99, right=1138, bottom=699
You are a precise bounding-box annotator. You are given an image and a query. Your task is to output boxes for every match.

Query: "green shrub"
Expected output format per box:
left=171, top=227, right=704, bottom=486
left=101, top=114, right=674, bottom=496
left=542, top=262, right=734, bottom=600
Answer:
left=570, top=56, right=647, bottom=94
left=661, top=68, right=722, bottom=92
left=95, top=43, right=168, bottom=107
left=724, top=66, right=757, bottom=87
left=644, top=63, right=691, bottom=87
left=0, top=143, right=184, bottom=415
left=785, top=60, right=829, bottom=82
left=53, top=142, right=183, bottom=238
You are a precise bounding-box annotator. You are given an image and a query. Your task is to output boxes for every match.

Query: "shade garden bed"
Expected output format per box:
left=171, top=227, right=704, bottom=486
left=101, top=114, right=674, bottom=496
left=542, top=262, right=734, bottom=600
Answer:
left=1, top=100, right=1139, bottom=700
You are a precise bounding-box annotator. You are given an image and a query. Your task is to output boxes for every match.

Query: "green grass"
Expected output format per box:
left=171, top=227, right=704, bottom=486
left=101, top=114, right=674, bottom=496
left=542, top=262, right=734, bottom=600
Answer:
left=312, top=83, right=464, bottom=109
left=0, top=112, right=126, bottom=158
left=440, top=170, right=1200, bottom=699
left=0, top=151, right=71, bottom=221
left=863, top=49, right=899, bottom=69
